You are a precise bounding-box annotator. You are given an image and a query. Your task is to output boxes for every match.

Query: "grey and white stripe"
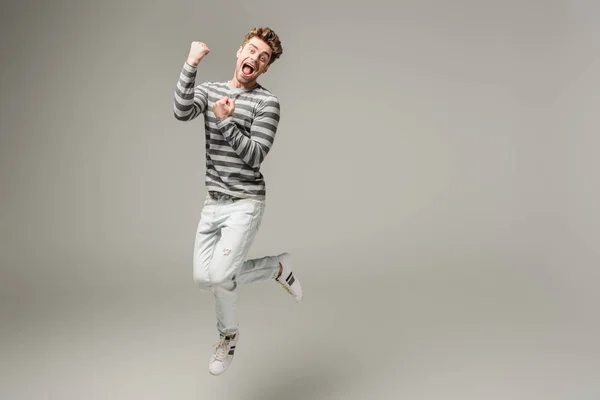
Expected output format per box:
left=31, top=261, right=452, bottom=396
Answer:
left=173, top=62, right=281, bottom=200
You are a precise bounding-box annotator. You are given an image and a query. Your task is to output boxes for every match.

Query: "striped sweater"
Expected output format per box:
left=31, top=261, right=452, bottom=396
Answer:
left=173, top=61, right=281, bottom=200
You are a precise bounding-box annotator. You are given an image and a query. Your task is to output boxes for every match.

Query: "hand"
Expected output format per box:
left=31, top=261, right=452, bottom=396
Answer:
left=186, top=41, right=210, bottom=66
left=212, top=96, right=235, bottom=120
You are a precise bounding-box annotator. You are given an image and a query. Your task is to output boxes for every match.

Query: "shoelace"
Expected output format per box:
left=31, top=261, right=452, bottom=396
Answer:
left=212, top=337, right=232, bottom=361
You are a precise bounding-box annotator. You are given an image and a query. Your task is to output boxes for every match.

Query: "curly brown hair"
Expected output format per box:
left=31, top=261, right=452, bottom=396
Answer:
left=241, top=27, right=283, bottom=65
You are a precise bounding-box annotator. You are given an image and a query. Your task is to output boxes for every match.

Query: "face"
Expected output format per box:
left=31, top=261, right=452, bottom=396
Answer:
left=234, top=36, right=273, bottom=87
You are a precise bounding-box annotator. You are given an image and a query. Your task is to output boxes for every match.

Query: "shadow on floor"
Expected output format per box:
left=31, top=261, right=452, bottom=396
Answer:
left=239, top=338, right=371, bottom=400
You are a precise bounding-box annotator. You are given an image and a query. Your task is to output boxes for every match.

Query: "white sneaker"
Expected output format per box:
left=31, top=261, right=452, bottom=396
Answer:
left=208, top=332, right=238, bottom=376
left=276, top=253, right=303, bottom=303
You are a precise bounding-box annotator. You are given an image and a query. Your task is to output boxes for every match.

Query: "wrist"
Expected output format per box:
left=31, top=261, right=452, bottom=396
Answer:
left=216, top=115, right=232, bottom=125
left=186, top=57, right=200, bottom=67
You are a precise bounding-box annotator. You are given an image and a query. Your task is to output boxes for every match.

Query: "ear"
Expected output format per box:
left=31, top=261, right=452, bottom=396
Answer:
left=236, top=46, right=242, bottom=58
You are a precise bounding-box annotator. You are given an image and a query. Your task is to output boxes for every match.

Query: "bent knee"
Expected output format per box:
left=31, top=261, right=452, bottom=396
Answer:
left=193, top=262, right=211, bottom=288
left=194, top=273, right=231, bottom=289
left=193, top=272, right=211, bottom=287
left=193, top=257, right=237, bottom=288
left=208, top=274, right=228, bottom=287
left=208, top=270, right=236, bottom=287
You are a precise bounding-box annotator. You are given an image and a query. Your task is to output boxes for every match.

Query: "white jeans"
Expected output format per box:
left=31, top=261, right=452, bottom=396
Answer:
left=192, top=193, right=280, bottom=335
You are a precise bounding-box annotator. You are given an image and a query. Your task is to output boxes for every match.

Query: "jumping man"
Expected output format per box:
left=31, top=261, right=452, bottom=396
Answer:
left=172, top=27, right=303, bottom=376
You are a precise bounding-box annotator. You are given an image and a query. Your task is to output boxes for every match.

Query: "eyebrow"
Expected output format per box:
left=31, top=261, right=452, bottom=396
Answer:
left=249, top=44, right=271, bottom=58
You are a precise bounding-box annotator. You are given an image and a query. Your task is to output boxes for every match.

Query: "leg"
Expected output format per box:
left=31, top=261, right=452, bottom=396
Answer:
left=192, top=196, right=219, bottom=289
left=208, top=198, right=265, bottom=335
left=233, top=255, right=280, bottom=285
left=206, top=197, right=264, bottom=376
left=234, top=253, right=303, bottom=303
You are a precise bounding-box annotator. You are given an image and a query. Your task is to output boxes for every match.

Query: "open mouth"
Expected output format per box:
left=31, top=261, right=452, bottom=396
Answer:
left=242, top=62, right=255, bottom=77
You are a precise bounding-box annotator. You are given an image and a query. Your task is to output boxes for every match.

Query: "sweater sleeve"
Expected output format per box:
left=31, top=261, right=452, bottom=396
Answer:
left=216, top=96, right=281, bottom=168
left=173, top=62, right=209, bottom=121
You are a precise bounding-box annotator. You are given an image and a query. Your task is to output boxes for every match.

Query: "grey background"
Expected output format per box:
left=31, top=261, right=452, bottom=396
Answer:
left=1, top=0, right=599, bottom=399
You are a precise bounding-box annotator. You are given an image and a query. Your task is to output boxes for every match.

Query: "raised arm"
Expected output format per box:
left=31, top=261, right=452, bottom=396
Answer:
left=173, top=41, right=211, bottom=121
left=213, top=96, right=281, bottom=169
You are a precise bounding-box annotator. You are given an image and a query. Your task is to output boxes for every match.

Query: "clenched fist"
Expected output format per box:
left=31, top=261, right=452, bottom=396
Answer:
left=186, top=41, right=210, bottom=67
left=212, top=97, right=235, bottom=120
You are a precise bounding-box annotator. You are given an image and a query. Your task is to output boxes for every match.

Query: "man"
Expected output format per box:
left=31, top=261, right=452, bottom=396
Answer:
left=172, top=27, right=303, bottom=376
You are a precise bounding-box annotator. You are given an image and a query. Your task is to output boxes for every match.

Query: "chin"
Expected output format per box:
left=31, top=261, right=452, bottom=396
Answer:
left=239, top=73, right=255, bottom=83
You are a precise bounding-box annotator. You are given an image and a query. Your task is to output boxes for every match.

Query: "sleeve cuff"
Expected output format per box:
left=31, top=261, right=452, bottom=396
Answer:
left=184, top=61, right=197, bottom=72
left=217, top=116, right=233, bottom=133
left=216, top=116, right=233, bottom=130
